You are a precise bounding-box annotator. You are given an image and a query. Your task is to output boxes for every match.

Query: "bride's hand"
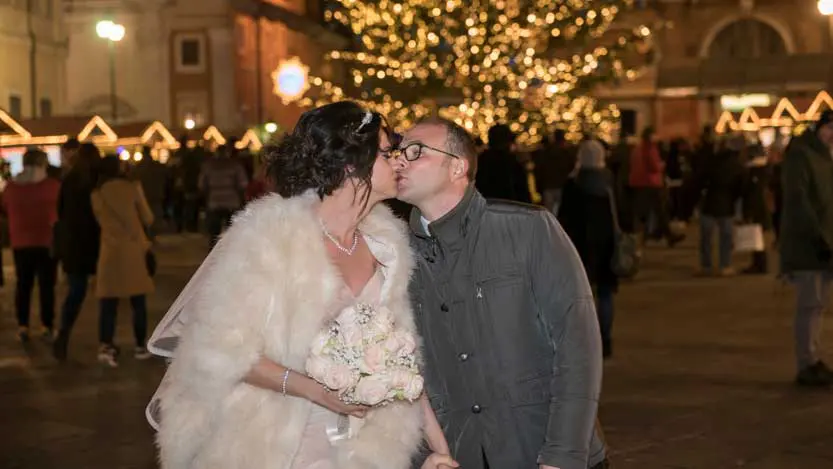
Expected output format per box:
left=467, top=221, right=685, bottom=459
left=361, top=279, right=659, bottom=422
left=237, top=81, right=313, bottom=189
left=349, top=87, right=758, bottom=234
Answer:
left=307, top=384, right=369, bottom=418
left=421, top=453, right=459, bottom=469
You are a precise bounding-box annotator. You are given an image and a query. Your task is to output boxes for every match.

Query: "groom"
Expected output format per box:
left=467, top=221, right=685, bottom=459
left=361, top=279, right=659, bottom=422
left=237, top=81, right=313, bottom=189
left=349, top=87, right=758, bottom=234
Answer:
left=394, top=119, right=608, bottom=469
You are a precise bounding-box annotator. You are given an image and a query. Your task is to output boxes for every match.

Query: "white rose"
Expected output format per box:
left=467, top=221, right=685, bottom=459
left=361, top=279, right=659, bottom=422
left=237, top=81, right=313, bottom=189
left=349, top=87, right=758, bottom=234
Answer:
left=336, top=306, right=360, bottom=326
left=310, top=331, right=332, bottom=356
left=403, top=374, right=424, bottom=401
left=364, top=315, right=393, bottom=340
left=395, top=330, right=417, bottom=355
left=305, top=356, right=332, bottom=382
left=359, top=344, right=388, bottom=374
left=389, top=368, right=413, bottom=389
left=324, top=363, right=357, bottom=392
left=374, top=307, right=394, bottom=324
left=383, top=334, right=403, bottom=354
left=354, top=374, right=392, bottom=406
left=339, top=322, right=364, bottom=348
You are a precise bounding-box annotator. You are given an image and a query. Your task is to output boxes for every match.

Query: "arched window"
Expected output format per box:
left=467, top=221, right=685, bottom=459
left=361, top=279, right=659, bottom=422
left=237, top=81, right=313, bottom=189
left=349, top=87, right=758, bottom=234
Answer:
left=707, top=19, right=787, bottom=59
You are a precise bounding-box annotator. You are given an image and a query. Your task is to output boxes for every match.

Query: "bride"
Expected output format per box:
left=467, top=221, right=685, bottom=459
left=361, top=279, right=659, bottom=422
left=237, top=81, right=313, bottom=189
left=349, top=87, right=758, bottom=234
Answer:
left=151, top=102, right=455, bottom=469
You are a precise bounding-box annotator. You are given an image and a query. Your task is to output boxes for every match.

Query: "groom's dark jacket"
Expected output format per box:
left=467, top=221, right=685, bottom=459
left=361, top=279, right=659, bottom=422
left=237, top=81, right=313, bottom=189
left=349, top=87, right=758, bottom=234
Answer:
left=408, top=185, right=605, bottom=469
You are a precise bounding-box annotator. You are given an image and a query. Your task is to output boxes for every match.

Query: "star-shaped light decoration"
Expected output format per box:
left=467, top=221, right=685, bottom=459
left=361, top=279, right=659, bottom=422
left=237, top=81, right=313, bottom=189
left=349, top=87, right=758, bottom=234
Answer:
left=272, top=57, right=311, bottom=105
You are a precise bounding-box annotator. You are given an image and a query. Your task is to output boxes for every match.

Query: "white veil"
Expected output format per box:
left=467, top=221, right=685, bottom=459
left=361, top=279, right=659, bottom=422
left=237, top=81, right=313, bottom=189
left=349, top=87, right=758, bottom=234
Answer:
left=145, top=246, right=223, bottom=430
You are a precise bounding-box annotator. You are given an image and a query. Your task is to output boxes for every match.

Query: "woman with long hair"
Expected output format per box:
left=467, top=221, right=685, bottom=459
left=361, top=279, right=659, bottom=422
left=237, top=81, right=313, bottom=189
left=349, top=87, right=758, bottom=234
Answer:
left=91, top=155, right=155, bottom=366
left=53, top=142, right=101, bottom=360
left=151, top=102, right=454, bottom=469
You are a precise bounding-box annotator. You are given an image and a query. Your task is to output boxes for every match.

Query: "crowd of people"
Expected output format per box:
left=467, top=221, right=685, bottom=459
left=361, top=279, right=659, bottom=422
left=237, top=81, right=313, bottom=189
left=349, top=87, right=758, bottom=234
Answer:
left=0, top=136, right=259, bottom=367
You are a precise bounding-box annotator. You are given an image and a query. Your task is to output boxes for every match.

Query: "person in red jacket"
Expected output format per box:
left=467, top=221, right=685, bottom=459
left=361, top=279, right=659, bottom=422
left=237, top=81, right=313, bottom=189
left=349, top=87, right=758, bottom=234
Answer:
left=629, top=127, right=684, bottom=246
left=1, top=149, right=61, bottom=342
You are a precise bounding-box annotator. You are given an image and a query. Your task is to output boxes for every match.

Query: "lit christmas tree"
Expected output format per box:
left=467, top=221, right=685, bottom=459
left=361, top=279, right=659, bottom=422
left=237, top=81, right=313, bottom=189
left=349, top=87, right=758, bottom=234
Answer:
left=298, top=0, right=653, bottom=143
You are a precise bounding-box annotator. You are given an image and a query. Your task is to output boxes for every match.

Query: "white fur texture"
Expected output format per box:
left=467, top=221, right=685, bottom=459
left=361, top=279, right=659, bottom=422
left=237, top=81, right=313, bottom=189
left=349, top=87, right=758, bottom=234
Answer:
left=157, top=192, right=423, bottom=469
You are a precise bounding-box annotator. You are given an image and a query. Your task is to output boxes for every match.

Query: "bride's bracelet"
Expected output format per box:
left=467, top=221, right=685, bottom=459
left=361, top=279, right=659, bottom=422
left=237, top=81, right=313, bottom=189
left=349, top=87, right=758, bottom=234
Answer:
left=281, top=369, right=291, bottom=396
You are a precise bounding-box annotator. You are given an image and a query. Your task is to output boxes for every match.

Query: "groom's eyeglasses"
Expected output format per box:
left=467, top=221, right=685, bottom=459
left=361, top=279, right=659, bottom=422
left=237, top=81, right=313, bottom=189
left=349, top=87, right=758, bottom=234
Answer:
left=392, top=142, right=462, bottom=162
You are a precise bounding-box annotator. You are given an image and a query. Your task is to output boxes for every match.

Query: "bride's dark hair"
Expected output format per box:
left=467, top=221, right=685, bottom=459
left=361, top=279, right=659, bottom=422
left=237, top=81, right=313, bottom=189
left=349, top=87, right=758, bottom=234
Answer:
left=265, top=101, right=388, bottom=205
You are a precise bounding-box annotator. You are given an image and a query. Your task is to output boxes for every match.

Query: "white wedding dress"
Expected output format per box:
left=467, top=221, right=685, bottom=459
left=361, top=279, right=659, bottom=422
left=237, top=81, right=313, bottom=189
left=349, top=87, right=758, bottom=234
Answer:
left=291, top=268, right=384, bottom=469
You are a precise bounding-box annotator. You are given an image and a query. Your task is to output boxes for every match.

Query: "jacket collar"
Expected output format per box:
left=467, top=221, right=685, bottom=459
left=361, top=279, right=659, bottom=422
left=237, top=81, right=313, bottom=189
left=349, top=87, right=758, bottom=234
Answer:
left=408, top=185, right=486, bottom=245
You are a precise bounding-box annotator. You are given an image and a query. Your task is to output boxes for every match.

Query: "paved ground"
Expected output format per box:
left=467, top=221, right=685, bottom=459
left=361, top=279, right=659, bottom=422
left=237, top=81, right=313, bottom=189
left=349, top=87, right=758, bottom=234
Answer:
left=0, top=231, right=831, bottom=469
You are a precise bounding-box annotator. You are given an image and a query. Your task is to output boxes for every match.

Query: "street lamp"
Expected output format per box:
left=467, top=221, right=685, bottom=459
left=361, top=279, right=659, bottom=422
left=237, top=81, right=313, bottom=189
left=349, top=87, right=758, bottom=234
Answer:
left=96, top=20, right=125, bottom=121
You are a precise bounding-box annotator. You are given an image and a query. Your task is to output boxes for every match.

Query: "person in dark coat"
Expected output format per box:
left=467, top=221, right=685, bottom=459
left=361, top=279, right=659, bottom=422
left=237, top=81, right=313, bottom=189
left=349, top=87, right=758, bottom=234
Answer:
left=741, top=143, right=772, bottom=274
left=559, top=138, right=618, bottom=358
left=689, top=134, right=747, bottom=276
left=533, top=128, right=577, bottom=213
left=52, top=143, right=101, bottom=361
left=475, top=124, right=531, bottom=203
left=779, top=111, right=833, bottom=387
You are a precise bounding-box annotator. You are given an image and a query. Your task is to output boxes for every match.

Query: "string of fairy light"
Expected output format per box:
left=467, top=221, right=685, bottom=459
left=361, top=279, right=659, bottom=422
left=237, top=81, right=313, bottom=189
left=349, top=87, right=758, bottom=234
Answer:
left=298, top=0, right=652, bottom=143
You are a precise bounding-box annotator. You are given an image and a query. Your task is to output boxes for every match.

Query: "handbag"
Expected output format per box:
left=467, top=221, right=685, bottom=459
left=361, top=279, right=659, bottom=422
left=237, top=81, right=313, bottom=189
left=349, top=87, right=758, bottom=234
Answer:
left=733, top=223, right=764, bottom=252
left=607, top=188, right=641, bottom=278
left=99, top=183, right=157, bottom=277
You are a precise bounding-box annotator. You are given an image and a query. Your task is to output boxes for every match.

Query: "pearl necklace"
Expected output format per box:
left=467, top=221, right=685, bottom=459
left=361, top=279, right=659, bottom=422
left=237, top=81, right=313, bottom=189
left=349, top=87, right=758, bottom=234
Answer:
left=320, top=219, right=359, bottom=256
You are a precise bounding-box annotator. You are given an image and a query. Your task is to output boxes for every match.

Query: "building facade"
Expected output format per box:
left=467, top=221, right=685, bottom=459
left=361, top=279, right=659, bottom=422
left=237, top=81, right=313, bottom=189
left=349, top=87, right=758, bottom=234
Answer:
left=62, top=0, right=339, bottom=133
left=601, top=0, right=833, bottom=140
left=0, top=0, right=69, bottom=120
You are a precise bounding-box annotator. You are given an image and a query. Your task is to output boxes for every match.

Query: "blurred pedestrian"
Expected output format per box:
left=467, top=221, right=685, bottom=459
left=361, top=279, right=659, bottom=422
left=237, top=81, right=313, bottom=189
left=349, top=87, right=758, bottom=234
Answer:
left=558, top=137, right=619, bottom=358
left=199, top=144, right=248, bottom=248
left=132, top=146, right=170, bottom=236
left=534, top=128, right=577, bottom=213
left=690, top=134, right=746, bottom=276
left=629, top=127, right=683, bottom=246
left=1, top=149, right=61, bottom=342
left=52, top=143, right=101, bottom=361
left=476, top=124, right=531, bottom=203
left=91, top=156, right=155, bottom=367
left=779, top=110, right=833, bottom=387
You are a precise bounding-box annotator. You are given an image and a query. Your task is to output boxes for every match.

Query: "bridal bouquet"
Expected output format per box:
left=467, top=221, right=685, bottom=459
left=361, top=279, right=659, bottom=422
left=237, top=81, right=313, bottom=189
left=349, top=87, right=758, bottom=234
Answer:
left=305, top=303, right=423, bottom=406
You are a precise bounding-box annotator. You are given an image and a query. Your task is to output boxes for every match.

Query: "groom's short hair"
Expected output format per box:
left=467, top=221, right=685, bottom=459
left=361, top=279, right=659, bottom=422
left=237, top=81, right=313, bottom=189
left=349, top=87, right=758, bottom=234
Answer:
left=415, top=117, right=478, bottom=180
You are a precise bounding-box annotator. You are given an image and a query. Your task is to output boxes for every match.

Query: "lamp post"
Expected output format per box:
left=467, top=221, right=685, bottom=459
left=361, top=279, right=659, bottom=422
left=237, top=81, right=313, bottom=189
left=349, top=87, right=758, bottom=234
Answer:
left=96, top=20, right=125, bottom=121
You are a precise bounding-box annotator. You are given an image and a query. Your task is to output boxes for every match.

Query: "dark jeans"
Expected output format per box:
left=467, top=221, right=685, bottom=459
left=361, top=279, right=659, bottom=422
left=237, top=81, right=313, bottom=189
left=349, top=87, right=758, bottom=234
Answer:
left=206, top=208, right=235, bottom=248
left=58, top=273, right=90, bottom=338
left=99, top=295, right=148, bottom=347
left=12, top=247, right=56, bottom=329
left=596, top=284, right=615, bottom=346
left=183, top=194, right=201, bottom=233
left=699, top=215, right=734, bottom=269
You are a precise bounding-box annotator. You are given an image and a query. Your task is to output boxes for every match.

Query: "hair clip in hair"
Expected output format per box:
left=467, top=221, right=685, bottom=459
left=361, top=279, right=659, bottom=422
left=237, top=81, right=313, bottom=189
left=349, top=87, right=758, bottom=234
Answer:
left=356, top=111, right=373, bottom=132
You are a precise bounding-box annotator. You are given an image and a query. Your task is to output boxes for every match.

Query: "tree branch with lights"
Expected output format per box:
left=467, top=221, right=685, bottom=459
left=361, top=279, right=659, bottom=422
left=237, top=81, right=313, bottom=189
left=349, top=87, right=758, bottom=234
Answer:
left=298, top=0, right=653, bottom=143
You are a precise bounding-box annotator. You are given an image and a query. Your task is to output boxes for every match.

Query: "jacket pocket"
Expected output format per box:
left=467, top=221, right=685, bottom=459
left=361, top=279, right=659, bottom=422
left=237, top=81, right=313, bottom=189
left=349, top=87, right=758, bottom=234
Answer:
left=509, top=369, right=551, bottom=406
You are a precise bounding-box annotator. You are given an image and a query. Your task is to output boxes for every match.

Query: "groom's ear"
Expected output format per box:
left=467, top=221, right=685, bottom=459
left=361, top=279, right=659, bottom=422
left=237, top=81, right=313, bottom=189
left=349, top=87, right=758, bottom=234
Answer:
left=452, top=159, right=467, bottom=180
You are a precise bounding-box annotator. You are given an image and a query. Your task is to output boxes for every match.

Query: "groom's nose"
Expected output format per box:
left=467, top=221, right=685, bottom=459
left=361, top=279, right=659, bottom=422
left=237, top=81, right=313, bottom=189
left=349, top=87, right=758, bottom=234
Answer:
left=392, top=155, right=409, bottom=172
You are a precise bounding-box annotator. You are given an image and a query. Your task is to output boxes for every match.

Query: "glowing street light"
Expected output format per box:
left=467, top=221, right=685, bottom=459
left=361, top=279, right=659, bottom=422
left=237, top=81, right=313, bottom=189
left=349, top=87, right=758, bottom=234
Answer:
left=96, top=20, right=125, bottom=42
left=265, top=122, right=278, bottom=134
left=96, top=20, right=125, bottom=121
left=272, top=57, right=310, bottom=104
left=184, top=118, right=196, bottom=130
